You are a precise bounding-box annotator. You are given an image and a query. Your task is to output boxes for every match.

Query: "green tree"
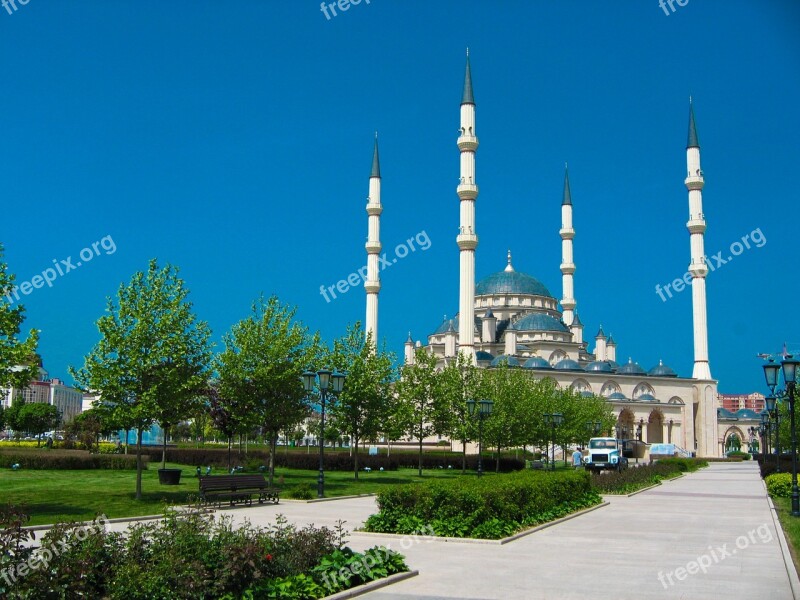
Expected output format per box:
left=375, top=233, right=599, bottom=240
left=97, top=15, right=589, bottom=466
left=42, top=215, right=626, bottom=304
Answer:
left=395, top=347, right=449, bottom=476
left=438, top=353, right=479, bottom=472
left=71, top=260, right=212, bottom=499
left=215, top=295, right=320, bottom=485
left=329, top=324, right=396, bottom=479
left=13, top=402, right=59, bottom=445
left=0, top=244, right=39, bottom=392
left=478, top=366, right=530, bottom=471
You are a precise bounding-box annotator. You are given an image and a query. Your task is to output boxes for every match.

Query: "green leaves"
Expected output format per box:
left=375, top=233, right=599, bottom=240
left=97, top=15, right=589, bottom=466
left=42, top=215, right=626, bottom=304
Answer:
left=0, top=244, right=39, bottom=391
left=71, top=259, right=212, bottom=498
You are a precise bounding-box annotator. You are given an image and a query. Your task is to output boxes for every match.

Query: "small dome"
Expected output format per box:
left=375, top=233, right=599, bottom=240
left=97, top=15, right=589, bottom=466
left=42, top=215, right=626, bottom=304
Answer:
left=580, top=391, right=594, bottom=398
left=432, top=315, right=480, bottom=336
left=475, top=351, right=495, bottom=362
left=618, top=358, right=647, bottom=375
left=511, top=313, right=569, bottom=333
left=607, top=392, right=628, bottom=401
left=717, top=407, right=738, bottom=420
left=637, top=393, right=659, bottom=403
left=522, top=357, right=552, bottom=369
left=475, top=270, right=553, bottom=298
left=490, top=355, right=520, bottom=367
left=735, top=409, right=760, bottom=420
left=606, top=360, right=619, bottom=371
left=585, top=361, right=613, bottom=373
left=649, top=360, right=678, bottom=377
left=554, top=358, right=584, bottom=371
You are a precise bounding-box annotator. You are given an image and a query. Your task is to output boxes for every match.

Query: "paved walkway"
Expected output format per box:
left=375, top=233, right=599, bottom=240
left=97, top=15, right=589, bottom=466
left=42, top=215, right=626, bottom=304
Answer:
left=103, top=462, right=798, bottom=599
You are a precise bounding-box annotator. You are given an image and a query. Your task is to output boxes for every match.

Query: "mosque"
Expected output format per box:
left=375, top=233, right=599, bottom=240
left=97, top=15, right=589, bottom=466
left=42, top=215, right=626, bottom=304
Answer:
left=361, top=54, right=720, bottom=458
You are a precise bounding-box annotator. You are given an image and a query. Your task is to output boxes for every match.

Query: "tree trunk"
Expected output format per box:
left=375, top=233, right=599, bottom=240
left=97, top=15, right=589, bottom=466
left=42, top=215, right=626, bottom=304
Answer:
left=353, top=434, right=359, bottom=480
left=135, top=428, right=144, bottom=500
left=124, top=428, right=129, bottom=454
left=496, top=444, right=501, bottom=472
left=268, top=432, right=277, bottom=487
left=227, top=436, right=232, bottom=471
left=461, top=438, right=467, bottom=474
left=161, top=424, right=169, bottom=470
left=418, top=429, right=423, bottom=477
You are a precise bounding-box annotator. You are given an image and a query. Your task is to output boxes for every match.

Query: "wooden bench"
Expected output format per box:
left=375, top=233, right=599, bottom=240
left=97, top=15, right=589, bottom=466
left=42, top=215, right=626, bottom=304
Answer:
left=199, top=474, right=280, bottom=507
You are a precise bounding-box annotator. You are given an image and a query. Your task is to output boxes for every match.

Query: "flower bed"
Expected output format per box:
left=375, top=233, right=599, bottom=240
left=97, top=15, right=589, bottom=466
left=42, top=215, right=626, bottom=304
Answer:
left=363, top=470, right=599, bottom=540
left=0, top=506, right=408, bottom=599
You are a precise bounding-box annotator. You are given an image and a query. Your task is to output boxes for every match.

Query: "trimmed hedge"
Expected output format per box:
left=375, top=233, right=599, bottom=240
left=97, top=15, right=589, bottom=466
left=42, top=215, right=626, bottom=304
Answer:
left=656, top=457, right=708, bottom=472
left=364, top=469, right=592, bottom=538
left=0, top=449, right=144, bottom=470
left=759, top=456, right=794, bottom=478
left=139, top=447, right=525, bottom=473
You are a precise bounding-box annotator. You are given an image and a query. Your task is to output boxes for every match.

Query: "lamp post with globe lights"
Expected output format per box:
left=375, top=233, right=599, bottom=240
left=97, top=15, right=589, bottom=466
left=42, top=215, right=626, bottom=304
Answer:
left=763, top=356, right=800, bottom=516
left=301, top=368, right=346, bottom=498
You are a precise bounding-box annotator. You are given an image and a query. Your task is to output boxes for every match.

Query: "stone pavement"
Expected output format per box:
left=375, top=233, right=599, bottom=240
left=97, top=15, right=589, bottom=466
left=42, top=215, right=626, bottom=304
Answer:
left=103, top=462, right=798, bottom=599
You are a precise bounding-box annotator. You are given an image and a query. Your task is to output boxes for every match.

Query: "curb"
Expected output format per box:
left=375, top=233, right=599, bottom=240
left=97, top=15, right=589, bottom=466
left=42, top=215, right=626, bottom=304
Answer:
left=323, top=570, right=419, bottom=599
left=768, top=495, right=800, bottom=598
left=354, top=501, right=609, bottom=546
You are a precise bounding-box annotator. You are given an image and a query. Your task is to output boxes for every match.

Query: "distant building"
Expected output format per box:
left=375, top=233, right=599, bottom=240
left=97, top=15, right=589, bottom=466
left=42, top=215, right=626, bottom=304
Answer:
left=1, top=365, right=84, bottom=425
left=718, top=392, right=765, bottom=412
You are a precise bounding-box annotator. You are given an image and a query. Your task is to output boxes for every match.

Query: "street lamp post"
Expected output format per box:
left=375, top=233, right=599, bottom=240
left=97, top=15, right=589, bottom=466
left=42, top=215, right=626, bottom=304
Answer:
left=586, top=420, right=601, bottom=448
left=467, top=399, right=493, bottom=476
left=765, top=394, right=779, bottom=471
left=543, top=413, right=564, bottom=472
left=763, top=356, right=800, bottom=516
left=301, top=368, right=346, bottom=498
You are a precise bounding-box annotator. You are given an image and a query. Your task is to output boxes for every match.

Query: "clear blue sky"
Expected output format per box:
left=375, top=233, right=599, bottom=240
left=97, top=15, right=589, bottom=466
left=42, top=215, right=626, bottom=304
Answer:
left=1, top=1, right=798, bottom=394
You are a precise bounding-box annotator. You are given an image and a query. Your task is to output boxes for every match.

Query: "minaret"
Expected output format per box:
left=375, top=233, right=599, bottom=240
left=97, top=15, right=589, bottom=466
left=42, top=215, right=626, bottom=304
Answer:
left=685, top=100, right=712, bottom=380
left=457, top=50, right=478, bottom=362
left=365, top=133, right=382, bottom=347
left=560, top=165, right=577, bottom=327
left=570, top=311, right=584, bottom=346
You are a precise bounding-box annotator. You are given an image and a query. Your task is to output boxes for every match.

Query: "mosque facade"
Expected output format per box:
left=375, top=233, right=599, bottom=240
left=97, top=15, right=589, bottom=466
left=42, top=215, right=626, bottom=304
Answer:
left=365, top=54, right=720, bottom=457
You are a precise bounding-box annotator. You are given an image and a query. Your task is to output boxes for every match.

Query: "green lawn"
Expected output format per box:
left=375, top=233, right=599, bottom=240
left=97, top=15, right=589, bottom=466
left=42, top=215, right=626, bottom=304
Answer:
left=773, top=497, right=800, bottom=575
left=0, top=463, right=479, bottom=526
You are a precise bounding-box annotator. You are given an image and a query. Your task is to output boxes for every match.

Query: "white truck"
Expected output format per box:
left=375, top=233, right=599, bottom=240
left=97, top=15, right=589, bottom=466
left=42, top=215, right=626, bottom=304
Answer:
left=583, top=437, right=629, bottom=473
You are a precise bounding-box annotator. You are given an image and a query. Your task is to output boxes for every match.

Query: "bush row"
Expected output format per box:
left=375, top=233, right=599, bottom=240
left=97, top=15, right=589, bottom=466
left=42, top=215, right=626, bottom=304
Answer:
left=765, top=472, right=792, bottom=498
left=758, top=456, right=794, bottom=478
left=139, top=447, right=525, bottom=473
left=0, top=449, right=144, bottom=470
left=0, top=506, right=408, bottom=600
left=364, top=469, right=593, bottom=539
left=589, top=458, right=708, bottom=494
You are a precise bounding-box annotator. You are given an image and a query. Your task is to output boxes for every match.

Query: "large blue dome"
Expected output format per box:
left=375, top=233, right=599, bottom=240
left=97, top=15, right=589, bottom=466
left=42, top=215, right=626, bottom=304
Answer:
left=475, top=271, right=553, bottom=298
left=511, top=313, right=568, bottom=332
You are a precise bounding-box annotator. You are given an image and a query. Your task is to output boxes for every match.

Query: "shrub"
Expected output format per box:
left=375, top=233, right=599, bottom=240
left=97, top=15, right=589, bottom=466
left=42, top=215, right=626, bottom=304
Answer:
left=766, top=473, right=793, bottom=498
left=3, top=508, right=406, bottom=599
left=364, top=469, right=594, bottom=539
left=288, top=483, right=314, bottom=500
left=726, top=451, right=751, bottom=460
left=0, top=448, right=144, bottom=470
left=591, top=463, right=677, bottom=494
left=137, top=447, right=526, bottom=473
left=656, top=457, right=708, bottom=472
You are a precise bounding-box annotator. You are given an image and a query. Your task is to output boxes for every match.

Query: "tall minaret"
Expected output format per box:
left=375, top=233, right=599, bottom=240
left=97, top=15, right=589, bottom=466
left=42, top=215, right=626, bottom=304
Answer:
left=560, top=165, right=577, bottom=328
left=457, top=50, right=478, bottom=362
left=365, top=133, right=382, bottom=347
left=685, top=100, right=711, bottom=380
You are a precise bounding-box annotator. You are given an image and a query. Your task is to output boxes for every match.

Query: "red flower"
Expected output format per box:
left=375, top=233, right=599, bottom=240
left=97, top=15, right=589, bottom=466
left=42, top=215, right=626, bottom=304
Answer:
left=265, top=553, right=273, bottom=561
